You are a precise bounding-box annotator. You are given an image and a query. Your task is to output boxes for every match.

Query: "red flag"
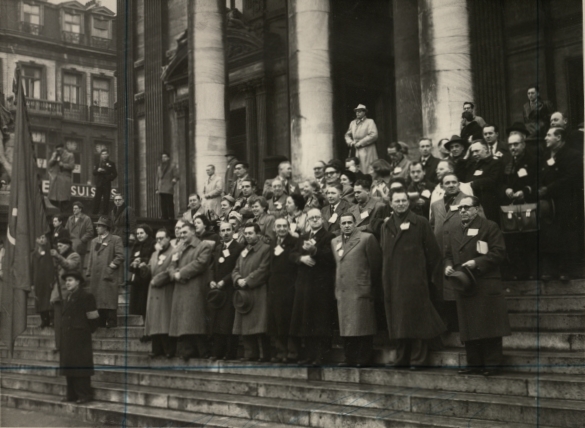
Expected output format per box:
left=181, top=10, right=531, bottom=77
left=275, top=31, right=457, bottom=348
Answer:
left=0, top=70, right=50, bottom=356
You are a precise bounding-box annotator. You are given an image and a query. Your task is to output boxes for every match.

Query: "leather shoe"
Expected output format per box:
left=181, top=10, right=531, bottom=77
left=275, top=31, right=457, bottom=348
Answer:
left=76, top=398, right=92, bottom=405
left=458, top=368, right=479, bottom=375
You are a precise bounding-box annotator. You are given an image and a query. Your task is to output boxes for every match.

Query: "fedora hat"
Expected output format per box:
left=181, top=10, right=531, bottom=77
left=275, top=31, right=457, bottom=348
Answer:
left=94, top=216, right=112, bottom=229
left=207, top=288, right=227, bottom=310
left=505, top=122, right=529, bottom=137
left=61, top=270, right=85, bottom=285
left=353, top=104, right=367, bottom=111
left=233, top=289, right=253, bottom=314
left=449, top=266, right=476, bottom=296
left=444, top=135, right=469, bottom=151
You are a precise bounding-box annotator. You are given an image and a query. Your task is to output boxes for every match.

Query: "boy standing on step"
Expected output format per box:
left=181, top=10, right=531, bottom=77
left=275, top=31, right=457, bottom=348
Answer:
left=59, top=271, right=99, bottom=404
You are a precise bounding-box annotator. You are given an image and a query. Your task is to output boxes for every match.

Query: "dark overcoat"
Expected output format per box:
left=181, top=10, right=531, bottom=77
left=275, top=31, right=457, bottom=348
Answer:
left=86, top=233, right=125, bottom=309
left=110, top=204, right=137, bottom=247
left=500, top=151, right=539, bottom=204
left=267, top=234, right=299, bottom=337
left=128, top=237, right=156, bottom=317
left=289, top=228, right=336, bottom=337
left=208, top=239, right=244, bottom=334
left=32, top=248, right=56, bottom=313
left=380, top=211, right=446, bottom=340
left=347, top=197, right=390, bottom=238
left=539, top=144, right=584, bottom=253
left=462, top=156, right=504, bottom=223
left=232, top=240, right=271, bottom=335
left=331, top=230, right=381, bottom=337
left=168, top=236, right=214, bottom=336
left=444, top=215, right=511, bottom=342
left=144, top=244, right=175, bottom=336
left=59, top=288, right=98, bottom=377
left=321, top=199, right=352, bottom=235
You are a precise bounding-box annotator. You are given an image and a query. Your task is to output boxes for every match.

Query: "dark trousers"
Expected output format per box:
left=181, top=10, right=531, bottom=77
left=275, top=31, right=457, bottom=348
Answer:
left=504, top=232, right=537, bottom=279
left=242, top=334, right=271, bottom=360
left=98, top=309, right=117, bottom=327
left=160, top=193, right=175, bottom=220
left=464, top=337, right=503, bottom=369
left=53, top=302, right=62, bottom=350
left=93, top=184, right=111, bottom=215
left=293, top=336, right=330, bottom=363
left=39, top=310, right=53, bottom=327
left=394, top=339, right=429, bottom=367
left=176, top=334, right=210, bottom=359
left=274, top=335, right=299, bottom=360
left=211, top=334, right=239, bottom=359
left=65, top=376, right=92, bottom=401
left=49, top=199, right=71, bottom=214
left=342, top=336, right=373, bottom=365
left=151, top=334, right=176, bottom=356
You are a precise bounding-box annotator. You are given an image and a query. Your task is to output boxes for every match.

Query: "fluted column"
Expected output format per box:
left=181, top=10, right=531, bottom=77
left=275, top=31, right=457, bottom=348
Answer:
left=255, top=79, right=268, bottom=184
left=288, top=0, right=334, bottom=181
left=418, top=0, right=474, bottom=143
left=244, top=85, right=257, bottom=174
left=192, top=0, right=227, bottom=195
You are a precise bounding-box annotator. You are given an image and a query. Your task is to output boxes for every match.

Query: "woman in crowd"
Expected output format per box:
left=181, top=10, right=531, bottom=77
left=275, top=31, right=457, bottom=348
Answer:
left=228, top=211, right=247, bottom=245
left=51, top=214, right=70, bottom=247
left=301, top=180, right=324, bottom=213
left=128, top=224, right=156, bottom=319
left=285, top=193, right=308, bottom=238
left=249, top=197, right=276, bottom=242
left=219, top=195, right=235, bottom=223
left=193, top=214, right=221, bottom=248
left=340, top=170, right=357, bottom=204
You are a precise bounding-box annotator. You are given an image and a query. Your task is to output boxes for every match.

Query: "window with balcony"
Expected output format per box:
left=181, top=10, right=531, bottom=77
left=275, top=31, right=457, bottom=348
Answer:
left=91, top=16, right=112, bottom=49
left=62, top=12, right=83, bottom=44
left=20, top=3, right=43, bottom=35
left=22, top=66, right=42, bottom=99
left=63, top=73, right=87, bottom=121
left=91, top=78, right=114, bottom=124
left=32, top=131, right=47, bottom=172
left=64, top=138, right=83, bottom=183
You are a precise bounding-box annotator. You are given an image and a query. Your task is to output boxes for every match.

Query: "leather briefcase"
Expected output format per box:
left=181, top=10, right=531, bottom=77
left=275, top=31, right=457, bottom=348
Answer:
left=499, top=203, right=538, bottom=233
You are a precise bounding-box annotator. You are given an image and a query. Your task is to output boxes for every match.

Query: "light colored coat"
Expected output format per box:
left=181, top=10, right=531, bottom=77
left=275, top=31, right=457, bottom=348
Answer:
left=50, top=250, right=81, bottom=303
left=48, top=150, right=75, bottom=202
left=232, top=240, right=271, bottom=335
left=168, top=236, right=214, bottom=336
left=65, top=213, right=94, bottom=256
left=331, top=230, right=381, bottom=336
left=144, top=244, right=175, bottom=336
left=156, top=162, right=179, bottom=194
left=202, top=174, right=223, bottom=216
left=86, top=233, right=125, bottom=309
left=345, top=117, right=379, bottom=174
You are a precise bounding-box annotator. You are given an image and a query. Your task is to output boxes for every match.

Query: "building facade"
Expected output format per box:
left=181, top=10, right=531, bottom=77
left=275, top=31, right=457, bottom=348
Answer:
left=0, top=0, right=117, bottom=217
left=116, top=0, right=583, bottom=218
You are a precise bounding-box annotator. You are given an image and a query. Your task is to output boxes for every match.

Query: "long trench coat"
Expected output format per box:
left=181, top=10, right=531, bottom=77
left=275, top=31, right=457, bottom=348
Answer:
left=345, top=117, right=379, bottom=174
left=65, top=214, right=94, bottom=257
left=380, top=211, right=446, bottom=340
left=209, top=239, right=244, bottom=334
left=48, top=150, right=74, bottom=202
left=232, top=240, right=271, bottom=335
left=168, top=236, right=214, bottom=337
left=289, top=227, right=337, bottom=337
left=332, top=230, right=381, bottom=337
left=32, top=247, right=56, bottom=313
left=144, top=244, right=175, bottom=336
left=59, top=288, right=98, bottom=377
left=444, top=215, right=511, bottom=342
left=86, top=233, right=125, bottom=309
left=267, top=234, right=299, bottom=337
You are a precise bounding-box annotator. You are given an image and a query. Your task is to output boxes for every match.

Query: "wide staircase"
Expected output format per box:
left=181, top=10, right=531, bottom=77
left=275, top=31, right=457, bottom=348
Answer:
left=1, top=279, right=584, bottom=427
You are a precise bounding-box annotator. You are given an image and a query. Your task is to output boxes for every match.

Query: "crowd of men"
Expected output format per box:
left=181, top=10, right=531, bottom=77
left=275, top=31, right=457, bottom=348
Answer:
left=32, top=87, right=584, bottom=403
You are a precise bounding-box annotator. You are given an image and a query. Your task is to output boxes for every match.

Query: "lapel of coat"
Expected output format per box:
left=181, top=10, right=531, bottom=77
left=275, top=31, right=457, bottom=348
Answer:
left=391, top=210, right=417, bottom=254
left=341, top=230, right=360, bottom=260
left=459, top=215, right=483, bottom=250
left=444, top=192, right=465, bottom=223
left=354, top=199, right=374, bottom=226
left=97, top=234, right=111, bottom=253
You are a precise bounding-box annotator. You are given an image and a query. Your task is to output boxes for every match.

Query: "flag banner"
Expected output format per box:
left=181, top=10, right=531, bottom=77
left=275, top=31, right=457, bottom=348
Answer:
left=0, top=69, right=50, bottom=356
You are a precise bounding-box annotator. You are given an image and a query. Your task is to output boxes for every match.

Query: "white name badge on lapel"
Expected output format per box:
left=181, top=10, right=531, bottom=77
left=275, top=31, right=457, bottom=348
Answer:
left=517, top=168, right=528, bottom=178
left=450, top=205, right=459, bottom=212
left=222, top=249, right=230, bottom=257
left=360, top=210, right=369, bottom=219
left=289, top=223, right=297, bottom=233
left=547, top=158, right=555, bottom=166
left=308, top=238, right=317, bottom=246
left=400, top=222, right=410, bottom=230
left=393, top=167, right=402, bottom=174
left=274, top=245, right=284, bottom=256
left=335, top=242, right=342, bottom=251
left=473, top=170, right=483, bottom=176
left=275, top=202, right=282, bottom=210
left=134, top=251, right=140, bottom=257
left=476, top=240, right=489, bottom=254
left=290, top=185, right=296, bottom=192
left=171, top=253, right=179, bottom=261
left=157, top=260, right=164, bottom=266
left=421, top=189, right=431, bottom=198
left=337, top=249, right=344, bottom=257
left=218, top=257, right=225, bottom=263
left=467, top=228, right=479, bottom=237
left=233, top=233, right=239, bottom=239
left=329, top=213, right=338, bottom=224
left=241, top=249, right=249, bottom=258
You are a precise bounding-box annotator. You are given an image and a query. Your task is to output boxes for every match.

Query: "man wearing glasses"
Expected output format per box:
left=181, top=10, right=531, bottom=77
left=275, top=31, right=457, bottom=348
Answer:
left=444, top=196, right=510, bottom=376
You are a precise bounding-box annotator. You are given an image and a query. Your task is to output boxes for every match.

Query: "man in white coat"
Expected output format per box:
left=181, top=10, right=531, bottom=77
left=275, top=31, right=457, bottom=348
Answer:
left=345, top=104, right=379, bottom=174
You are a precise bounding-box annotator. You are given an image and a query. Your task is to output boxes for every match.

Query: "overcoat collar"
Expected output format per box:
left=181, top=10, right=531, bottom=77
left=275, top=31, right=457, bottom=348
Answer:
left=339, top=229, right=360, bottom=259
left=459, top=214, right=484, bottom=249
left=387, top=210, right=418, bottom=253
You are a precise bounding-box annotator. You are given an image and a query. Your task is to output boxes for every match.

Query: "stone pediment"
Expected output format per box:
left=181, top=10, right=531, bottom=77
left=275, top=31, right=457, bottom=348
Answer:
left=227, top=27, right=263, bottom=64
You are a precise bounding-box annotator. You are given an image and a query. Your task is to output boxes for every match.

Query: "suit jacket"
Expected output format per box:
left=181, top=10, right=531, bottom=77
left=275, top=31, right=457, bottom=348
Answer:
left=500, top=151, right=539, bottom=204
left=93, top=159, right=117, bottom=187
left=420, top=155, right=440, bottom=185
left=230, top=174, right=251, bottom=199
left=488, top=141, right=511, bottom=165
left=321, top=199, right=352, bottom=235
left=156, top=162, right=179, bottom=194
left=347, top=197, right=389, bottom=237
left=443, top=215, right=511, bottom=342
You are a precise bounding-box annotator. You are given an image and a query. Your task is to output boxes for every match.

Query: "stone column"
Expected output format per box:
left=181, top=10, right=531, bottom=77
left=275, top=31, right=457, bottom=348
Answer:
left=393, top=0, right=423, bottom=148
left=244, top=85, right=257, bottom=175
left=288, top=0, right=334, bottom=181
left=255, top=78, right=268, bottom=184
left=192, top=0, right=227, bottom=195
left=418, top=0, right=474, bottom=145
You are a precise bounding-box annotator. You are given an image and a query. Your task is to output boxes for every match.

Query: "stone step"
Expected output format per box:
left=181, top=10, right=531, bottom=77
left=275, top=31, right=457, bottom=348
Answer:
left=0, top=389, right=293, bottom=428
left=508, top=312, right=584, bottom=332
left=506, top=295, right=585, bottom=312
left=21, top=324, right=144, bottom=339
left=2, top=344, right=584, bottom=375
left=15, top=335, right=152, bottom=353
left=443, top=331, right=585, bottom=352
left=5, top=357, right=585, bottom=402
left=503, top=279, right=585, bottom=296
left=27, top=313, right=143, bottom=326
left=1, top=373, right=567, bottom=427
